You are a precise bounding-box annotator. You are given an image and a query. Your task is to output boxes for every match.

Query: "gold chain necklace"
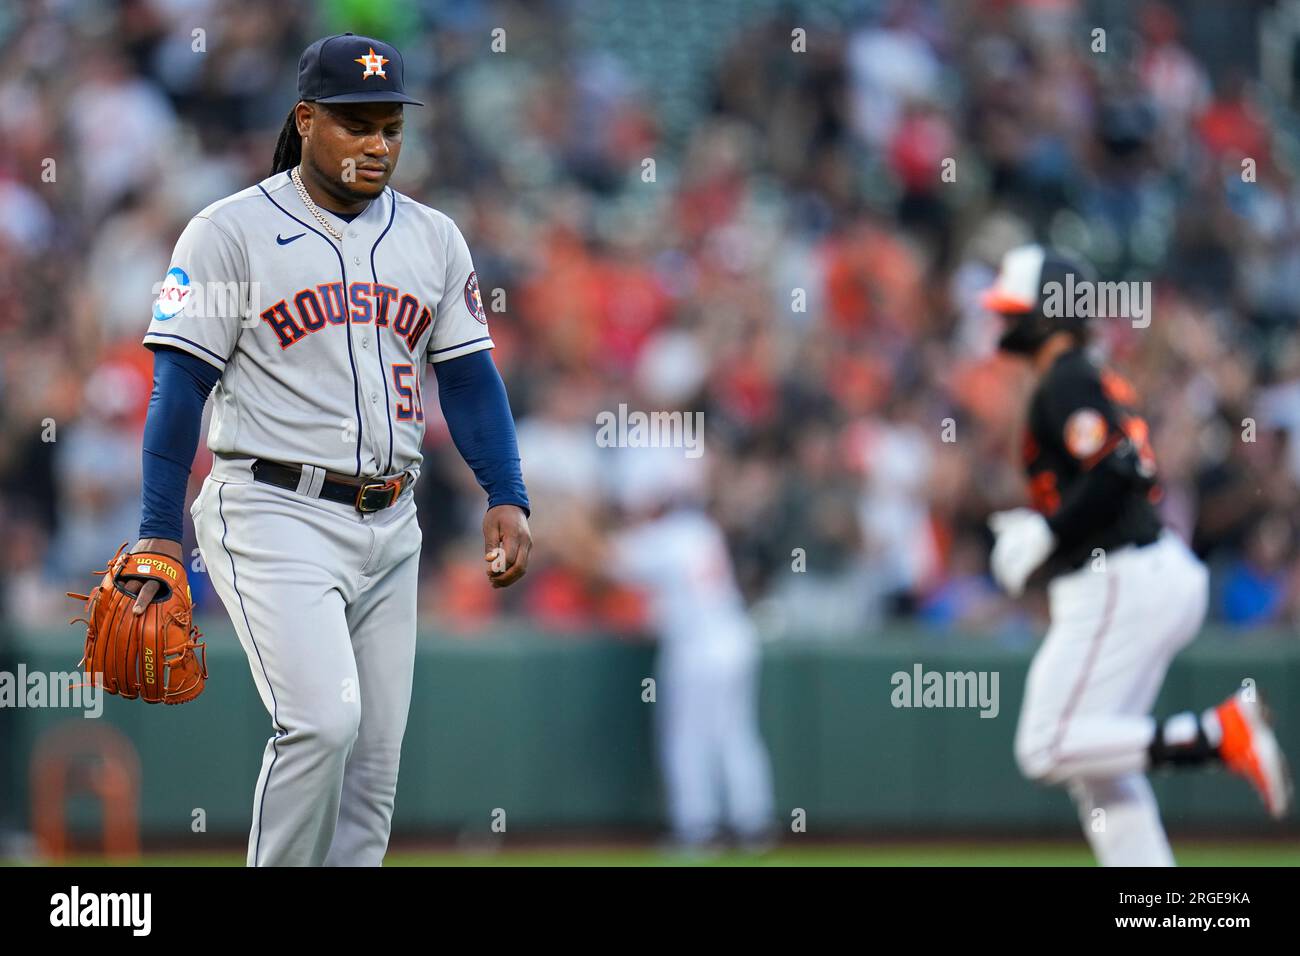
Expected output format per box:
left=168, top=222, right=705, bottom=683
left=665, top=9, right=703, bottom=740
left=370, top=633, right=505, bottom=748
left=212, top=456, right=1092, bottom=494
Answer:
left=290, top=166, right=344, bottom=242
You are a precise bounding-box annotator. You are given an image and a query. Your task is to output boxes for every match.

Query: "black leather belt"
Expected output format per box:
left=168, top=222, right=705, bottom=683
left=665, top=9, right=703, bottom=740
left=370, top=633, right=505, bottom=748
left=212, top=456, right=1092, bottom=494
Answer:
left=252, top=459, right=409, bottom=513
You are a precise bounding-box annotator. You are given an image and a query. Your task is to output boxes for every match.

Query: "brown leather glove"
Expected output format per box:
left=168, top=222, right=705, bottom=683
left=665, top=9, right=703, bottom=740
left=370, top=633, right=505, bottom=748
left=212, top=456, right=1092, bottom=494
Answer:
left=68, top=543, right=208, bottom=704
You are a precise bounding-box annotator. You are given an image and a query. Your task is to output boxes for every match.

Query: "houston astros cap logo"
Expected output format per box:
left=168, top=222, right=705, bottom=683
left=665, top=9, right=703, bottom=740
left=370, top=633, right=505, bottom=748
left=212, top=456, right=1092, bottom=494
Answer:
left=355, top=47, right=388, bottom=79
left=296, top=33, right=424, bottom=106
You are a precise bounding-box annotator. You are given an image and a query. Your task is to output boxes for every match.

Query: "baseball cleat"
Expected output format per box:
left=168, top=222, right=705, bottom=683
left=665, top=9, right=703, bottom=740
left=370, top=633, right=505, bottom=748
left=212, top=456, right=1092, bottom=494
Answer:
left=1216, top=691, right=1293, bottom=819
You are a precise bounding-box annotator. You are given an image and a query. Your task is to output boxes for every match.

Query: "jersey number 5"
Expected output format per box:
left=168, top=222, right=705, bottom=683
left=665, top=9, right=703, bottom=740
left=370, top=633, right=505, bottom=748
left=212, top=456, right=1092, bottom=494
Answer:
left=391, top=363, right=424, bottom=422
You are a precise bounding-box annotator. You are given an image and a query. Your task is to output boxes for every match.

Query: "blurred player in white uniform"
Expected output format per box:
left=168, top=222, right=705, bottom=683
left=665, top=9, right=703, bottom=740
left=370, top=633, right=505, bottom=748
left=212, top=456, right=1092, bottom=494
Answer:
left=983, top=245, right=1291, bottom=865
left=563, top=448, right=774, bottom=848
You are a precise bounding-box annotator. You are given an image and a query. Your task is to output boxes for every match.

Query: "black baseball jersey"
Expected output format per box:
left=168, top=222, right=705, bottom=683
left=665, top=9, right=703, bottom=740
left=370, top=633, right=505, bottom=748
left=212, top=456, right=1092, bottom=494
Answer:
left=1023, top=348, right=1163, bottom=575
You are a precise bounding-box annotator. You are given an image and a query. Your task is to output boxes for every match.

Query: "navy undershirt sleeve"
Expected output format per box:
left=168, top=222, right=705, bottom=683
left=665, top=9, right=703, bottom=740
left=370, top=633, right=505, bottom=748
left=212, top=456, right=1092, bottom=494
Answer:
left=433, top=350, right=530, bottom=516
left=138, top=347, right=221, bottom=541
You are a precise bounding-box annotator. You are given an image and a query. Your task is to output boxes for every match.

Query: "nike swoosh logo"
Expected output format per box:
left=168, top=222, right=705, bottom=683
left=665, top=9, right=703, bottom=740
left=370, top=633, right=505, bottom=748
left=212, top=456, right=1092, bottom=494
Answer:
left=276, top=233, right=305, bottom=245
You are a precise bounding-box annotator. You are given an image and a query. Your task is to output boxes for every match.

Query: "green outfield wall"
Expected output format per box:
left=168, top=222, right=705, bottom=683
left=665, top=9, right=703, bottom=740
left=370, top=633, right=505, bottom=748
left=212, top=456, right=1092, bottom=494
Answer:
left=3, top=624, right=1297, bottom=840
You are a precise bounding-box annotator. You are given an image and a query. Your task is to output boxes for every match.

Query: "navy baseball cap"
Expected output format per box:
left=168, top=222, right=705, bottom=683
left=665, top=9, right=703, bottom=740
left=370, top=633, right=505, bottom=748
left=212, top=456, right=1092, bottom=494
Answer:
left=297, top=33, right=424, bottom=106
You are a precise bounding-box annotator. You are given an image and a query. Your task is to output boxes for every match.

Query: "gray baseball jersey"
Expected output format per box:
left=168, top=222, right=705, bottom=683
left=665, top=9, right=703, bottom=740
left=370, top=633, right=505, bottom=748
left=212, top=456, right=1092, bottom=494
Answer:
left=144, top=170, right=494, bottom=478
left=149, top=170, right=494, bottom=865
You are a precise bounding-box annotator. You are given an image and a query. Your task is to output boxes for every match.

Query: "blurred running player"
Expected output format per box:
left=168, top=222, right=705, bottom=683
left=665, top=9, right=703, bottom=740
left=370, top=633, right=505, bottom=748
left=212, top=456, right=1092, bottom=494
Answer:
left=984, top=244, right=1292, bottom=866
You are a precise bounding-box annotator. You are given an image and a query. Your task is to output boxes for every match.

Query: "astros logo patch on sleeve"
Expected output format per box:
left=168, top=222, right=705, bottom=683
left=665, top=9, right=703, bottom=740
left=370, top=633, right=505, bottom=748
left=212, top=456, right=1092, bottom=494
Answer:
left=152, top=267, right=192, bottom=321
left=464, top=271, right=488, bottom=324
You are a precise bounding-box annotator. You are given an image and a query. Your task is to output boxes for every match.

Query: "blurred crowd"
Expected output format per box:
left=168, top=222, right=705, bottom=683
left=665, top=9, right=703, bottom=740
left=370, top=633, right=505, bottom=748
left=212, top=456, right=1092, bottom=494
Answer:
left=2, top=0, right=1299, bottom=642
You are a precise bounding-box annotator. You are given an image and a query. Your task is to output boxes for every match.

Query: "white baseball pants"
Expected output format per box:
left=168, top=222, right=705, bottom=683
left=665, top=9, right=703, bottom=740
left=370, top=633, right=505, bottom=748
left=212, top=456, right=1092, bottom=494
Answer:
left=1014, top=532, right=1209, bottom=866
left=656, top=641, right=774, bottom=845
left=192, top=470, right=421, bottom=866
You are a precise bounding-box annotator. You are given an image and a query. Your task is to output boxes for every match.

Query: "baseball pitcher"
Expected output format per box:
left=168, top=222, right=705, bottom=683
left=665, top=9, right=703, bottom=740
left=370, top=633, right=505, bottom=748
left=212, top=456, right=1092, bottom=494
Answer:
left=76, top=33, right=532, bottom=866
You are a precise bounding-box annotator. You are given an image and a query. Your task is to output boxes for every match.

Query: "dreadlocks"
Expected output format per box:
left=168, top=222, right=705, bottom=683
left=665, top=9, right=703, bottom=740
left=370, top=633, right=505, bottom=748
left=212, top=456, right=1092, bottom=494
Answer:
left=271, top=104, right=303, bottom=175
